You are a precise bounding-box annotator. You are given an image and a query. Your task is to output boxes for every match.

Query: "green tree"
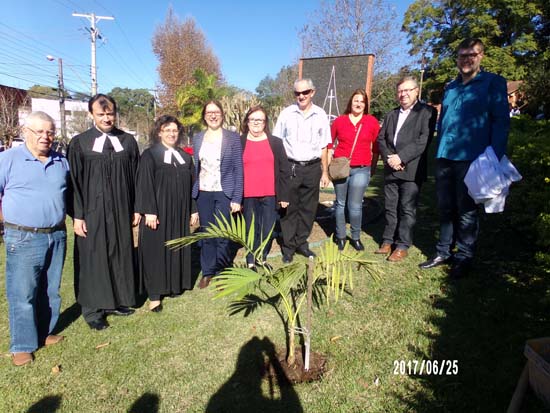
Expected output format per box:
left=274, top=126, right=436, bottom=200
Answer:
left=256, top=65, right=298, bottom=108
left=108, top=87, right=155, bottom=141
left=28, top=84, right=62, bottom=100
left=402, top=0, right=543, bottom=87
left=175, top=69, right=229, bottom=136
left=255, top=65, right=298, bottom=130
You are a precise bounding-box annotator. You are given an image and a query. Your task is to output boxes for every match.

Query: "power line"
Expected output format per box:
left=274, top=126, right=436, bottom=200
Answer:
left=0, top=22, right=88, bottom=67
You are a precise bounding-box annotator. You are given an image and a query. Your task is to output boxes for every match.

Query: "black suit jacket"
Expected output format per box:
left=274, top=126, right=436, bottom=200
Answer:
left=377, top=101, right=437, bottom=182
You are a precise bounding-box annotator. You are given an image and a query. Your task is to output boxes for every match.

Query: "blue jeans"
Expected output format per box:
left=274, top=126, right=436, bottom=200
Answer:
left=5, top=228, right=66, bottom=353
left=334, top=166, right=371, bottom=240
left=196, top=191, right=233, bottom=276
left=435, top=159, right=479, bottom=261
left=242, top=196, right=277, bottom=265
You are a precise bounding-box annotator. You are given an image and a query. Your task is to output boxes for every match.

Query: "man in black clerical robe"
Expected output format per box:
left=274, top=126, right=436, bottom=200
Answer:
left=68, top=94, right=140, bottom=330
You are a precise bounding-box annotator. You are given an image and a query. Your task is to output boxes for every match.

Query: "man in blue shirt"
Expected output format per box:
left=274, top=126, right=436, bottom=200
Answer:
left=0, top=111, right=69, bottom=366
left=419, top=38, right=510, bottom=278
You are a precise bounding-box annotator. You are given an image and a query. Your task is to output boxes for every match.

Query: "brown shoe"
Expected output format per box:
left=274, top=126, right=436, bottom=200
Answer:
left=375, top=243, right=392, bottom=255
left=387, top=248, right=408, bottom=262
left=45, top=335, right=64, bottom=346
left=12, top=352, right=33, bottom=366
left=198, top=276, right=212, bottom=289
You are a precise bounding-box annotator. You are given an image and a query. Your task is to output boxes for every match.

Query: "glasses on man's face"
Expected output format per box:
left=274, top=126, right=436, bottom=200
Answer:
left=248, top=118, right=266, bottom=124
left=27, top=127, right=55, bottom=138
left=457, top=52, right=481, bottom=60
left=397, top=87, right=417, bottom=95
left=294, top=89, right=313, bottom=97
left=205, top=111, right=222, bottom=117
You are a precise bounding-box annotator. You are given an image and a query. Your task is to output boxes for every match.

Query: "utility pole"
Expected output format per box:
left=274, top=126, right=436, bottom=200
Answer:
left=72, top=12, right=114, bottom=96
left=47, top=55, right=66, bottom=141
left=419, top=52, right=426, bottom=102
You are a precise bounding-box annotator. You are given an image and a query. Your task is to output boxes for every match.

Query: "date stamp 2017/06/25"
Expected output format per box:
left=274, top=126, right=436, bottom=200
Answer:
left=393, top=359, right=459, bottom=376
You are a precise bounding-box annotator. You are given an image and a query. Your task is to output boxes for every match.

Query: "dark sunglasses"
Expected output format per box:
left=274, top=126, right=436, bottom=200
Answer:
left=294, top=89, right=313, bottom=97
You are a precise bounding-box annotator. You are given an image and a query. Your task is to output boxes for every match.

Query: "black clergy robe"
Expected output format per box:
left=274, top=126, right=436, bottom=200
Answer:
left=135, top=143, right=196, bottom=297
left=68, top=127, right=139, bottom=309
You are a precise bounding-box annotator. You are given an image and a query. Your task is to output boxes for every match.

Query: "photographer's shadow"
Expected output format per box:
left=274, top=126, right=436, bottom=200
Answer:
left=205, top=336, right=303, bottom=413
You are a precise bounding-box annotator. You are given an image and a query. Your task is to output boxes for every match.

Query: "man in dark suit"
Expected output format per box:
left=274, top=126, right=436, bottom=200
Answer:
left=375, top=76, right=437, bottom=262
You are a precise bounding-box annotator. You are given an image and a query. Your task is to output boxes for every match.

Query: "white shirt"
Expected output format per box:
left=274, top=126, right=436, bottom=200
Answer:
left=199, top=139, right=222, bottom=191
left=393, top=103, right=415, bottom=146
left=273, top=103, right=331, bottom=161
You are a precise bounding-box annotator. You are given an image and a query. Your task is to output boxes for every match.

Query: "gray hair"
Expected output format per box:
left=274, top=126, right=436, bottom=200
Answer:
left=294, top=78, right=316, bottom=91
left=396, top=76, right=419, bottom=90
left=25, top=111, right=56, bottom=127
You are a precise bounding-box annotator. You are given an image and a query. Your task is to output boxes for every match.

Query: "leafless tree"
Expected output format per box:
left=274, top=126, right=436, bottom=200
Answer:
left=299, top=0, right=404, bottom=71
left=152, top=7, right=222, bottom=114
left=0, top=88, right=27, bottom=147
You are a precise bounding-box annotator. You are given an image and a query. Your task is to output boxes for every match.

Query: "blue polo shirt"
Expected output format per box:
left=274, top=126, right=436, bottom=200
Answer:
left=436, top=71, right=509, bottom=161
left=0, top=144, right=69, bottom=227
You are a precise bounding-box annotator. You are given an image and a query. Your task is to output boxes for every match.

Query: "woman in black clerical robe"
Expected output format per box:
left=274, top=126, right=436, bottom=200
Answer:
left=136, top=115, right=198, bottom=312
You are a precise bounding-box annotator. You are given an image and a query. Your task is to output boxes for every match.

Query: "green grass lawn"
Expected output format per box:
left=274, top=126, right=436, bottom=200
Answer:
left=1, top=169, right=549, bottom=412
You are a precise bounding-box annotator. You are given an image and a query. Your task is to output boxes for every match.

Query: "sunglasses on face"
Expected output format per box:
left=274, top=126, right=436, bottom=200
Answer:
left=294, top=89, right=313, bottom=97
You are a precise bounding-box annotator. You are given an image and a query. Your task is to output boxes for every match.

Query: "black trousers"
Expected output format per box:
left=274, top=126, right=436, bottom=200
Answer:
left=382, top=179, right=420, bottom=249
left=280, top=162, right=322, bottom=256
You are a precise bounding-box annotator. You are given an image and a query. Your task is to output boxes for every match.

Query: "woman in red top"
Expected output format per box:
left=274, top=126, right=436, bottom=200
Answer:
left=331, top=89, right=380, bottom=250
left=240, top=106, right=291, bottom=269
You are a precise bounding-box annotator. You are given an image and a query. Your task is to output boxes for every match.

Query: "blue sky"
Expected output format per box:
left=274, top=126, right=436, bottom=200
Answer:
left=0, top=0, right=413, bottom=97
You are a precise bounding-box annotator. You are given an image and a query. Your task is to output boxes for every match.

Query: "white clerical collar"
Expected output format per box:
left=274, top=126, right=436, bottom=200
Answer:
left=164, top=147, right=185, bottom=165
left=92, top=132, right=124, bottom=153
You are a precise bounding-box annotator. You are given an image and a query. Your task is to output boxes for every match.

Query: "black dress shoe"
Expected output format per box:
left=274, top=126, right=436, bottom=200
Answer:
left=449, top=260, right=471, bottom=279
left=350, top=239, right=364, bottom=251
left=335, top=238, right=346, bottom=251
left=105, top=306, right=135, bottom=316
left=150, top=303, right=163, bottom=313
left=282, top=254, right=294, bottom=264
left=88, top=319, right=109, bottom=330
left=297, top=247, right=316, bottom=258
left=418, top=255, right=451, bottom=269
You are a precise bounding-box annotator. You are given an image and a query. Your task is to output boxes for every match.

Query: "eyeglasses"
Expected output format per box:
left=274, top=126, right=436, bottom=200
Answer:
left=205, top=111, right=222, bottom=116
left=27, top=127, right=55, bottom=137
left=457, top=52, right=481, bottom=60
left=397, top=87, right=417, bottom=95
left=248, top=118, right=266, bottom=124
left=294, top=89, right=313, bottom=97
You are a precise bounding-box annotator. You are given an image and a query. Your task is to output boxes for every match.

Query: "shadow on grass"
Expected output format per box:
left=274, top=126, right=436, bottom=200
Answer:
left=385, top=172, right=550, bottom=411
left=315, top=195, right=383, bottom=240
left=52, top=302, right=80, bottom=335
left=128, top=392, right=160, bottom=413
left=205, top=336, right=303, bottom=413
left=26, top=395, right=61, bottom=413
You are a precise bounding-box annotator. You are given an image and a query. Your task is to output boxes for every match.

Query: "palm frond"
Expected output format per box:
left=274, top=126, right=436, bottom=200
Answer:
left=211, top=267, right=262, bottom=300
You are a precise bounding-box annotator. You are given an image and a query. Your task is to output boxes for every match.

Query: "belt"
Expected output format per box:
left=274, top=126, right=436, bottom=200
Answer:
left=3, top=222, right=66, bottom=234
left=351, top=165, right=369, bottom=168
left=288, top=158, right=321, bottom=166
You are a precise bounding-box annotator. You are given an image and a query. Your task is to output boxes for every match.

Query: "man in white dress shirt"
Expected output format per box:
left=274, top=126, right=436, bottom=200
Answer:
left=273, top=78, right=331, bottom=263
